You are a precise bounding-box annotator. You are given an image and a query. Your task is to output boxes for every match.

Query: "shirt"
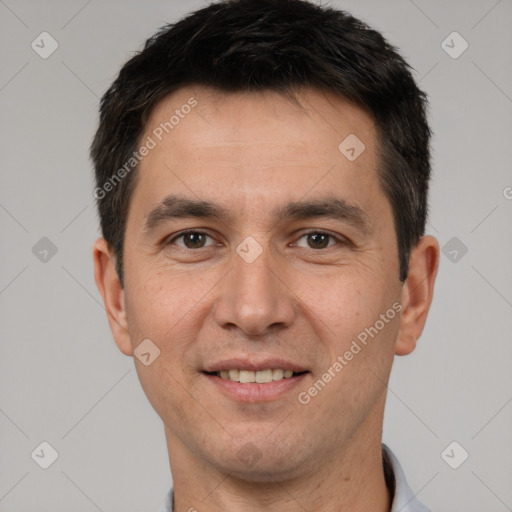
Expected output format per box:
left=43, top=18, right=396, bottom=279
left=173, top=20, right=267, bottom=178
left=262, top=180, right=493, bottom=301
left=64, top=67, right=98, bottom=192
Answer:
left=158, top=444, right=430, bottom=512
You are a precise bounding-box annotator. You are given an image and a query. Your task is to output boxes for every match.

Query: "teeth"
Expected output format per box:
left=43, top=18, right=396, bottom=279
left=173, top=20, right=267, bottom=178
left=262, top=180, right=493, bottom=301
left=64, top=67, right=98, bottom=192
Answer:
left=216, top=369, right=300, bottom=383
left=256, top=369, right=273, bottom=383
left=272, top=369, right=284, bottom=381
left=228, top=369, right=240, bottom=382
left=239, top=370, right=255, bottom=383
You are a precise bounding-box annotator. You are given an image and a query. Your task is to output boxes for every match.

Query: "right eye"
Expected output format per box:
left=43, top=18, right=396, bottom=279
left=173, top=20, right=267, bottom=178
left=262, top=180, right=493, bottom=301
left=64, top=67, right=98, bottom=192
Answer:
left=166, top=230, right=217, bottom=249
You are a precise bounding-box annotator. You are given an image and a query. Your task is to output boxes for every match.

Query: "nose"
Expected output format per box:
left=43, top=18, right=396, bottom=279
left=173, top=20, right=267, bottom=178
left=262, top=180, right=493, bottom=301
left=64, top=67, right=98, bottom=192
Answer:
left=213, top=241, right=296, bottom=337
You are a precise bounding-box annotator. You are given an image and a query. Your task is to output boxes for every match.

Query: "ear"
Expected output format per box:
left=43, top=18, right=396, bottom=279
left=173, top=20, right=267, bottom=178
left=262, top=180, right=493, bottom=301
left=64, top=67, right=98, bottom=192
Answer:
left=395, top=235, right=440, bottom=356
left=92, top=237, right=133, bottom=356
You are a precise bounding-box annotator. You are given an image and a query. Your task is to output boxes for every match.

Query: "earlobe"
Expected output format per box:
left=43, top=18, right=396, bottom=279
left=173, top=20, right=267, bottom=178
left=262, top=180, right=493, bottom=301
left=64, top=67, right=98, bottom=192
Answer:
left=92, top=238, right=133, bottom=356
left=395, top=235, right=440, bottom=356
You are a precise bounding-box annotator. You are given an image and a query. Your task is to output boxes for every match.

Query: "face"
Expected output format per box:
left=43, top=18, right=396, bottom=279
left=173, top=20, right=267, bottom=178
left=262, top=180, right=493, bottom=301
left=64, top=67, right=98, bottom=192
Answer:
left=94, top=85, right=436, bottom=483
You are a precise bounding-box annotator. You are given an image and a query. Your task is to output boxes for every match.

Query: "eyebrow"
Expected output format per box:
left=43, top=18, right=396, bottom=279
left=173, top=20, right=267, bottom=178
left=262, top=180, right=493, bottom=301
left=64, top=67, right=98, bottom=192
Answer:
left=144, top=194, right=373, bottom=235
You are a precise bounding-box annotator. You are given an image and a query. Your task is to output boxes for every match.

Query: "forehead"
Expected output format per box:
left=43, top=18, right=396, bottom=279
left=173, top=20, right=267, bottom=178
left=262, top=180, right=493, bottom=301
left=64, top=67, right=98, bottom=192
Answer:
left=132, top=85, right=384, bottom=224
left=145, top=85, right=377, bottom=156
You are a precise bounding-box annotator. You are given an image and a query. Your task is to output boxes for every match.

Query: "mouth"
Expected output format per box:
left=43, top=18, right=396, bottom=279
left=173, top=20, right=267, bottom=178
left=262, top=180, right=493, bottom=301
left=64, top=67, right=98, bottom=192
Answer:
left=201, top=366, right=310, bottom=402
left=204, top=369, right=308, bottom=383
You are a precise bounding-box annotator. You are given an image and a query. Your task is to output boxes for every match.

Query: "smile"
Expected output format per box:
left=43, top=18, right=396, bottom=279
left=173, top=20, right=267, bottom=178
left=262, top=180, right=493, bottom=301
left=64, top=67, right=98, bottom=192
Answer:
left=202, top=370, right=309, bottom=402
left=215, top=368, right=303, bottom=383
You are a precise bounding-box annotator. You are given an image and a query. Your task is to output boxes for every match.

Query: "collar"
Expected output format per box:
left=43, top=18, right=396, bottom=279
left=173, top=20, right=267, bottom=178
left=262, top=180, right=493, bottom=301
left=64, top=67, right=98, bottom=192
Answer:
left=159, top=444, right=430, bottom=512
left=383, top=444, right=430, bottom=512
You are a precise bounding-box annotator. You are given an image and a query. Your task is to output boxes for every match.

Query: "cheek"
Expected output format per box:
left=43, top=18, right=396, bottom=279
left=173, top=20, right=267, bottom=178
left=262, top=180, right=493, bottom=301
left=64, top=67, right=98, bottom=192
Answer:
left=303, top=274, right=401, bottom=390
left=124, top=267, right=209, bottom=420
left=125, top=264, right=207, bottom=342
left=297, top=268, right=390, bottom=336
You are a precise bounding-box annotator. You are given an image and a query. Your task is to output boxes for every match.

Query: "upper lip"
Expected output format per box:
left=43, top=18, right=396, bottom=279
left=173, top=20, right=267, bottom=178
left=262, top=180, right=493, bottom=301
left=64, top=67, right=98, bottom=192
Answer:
left=204, top=358, right=309, bottom=373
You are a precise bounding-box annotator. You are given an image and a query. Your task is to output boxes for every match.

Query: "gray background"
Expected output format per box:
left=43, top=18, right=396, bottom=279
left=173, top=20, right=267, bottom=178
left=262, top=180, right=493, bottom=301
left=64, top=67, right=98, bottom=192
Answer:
left=1, top=0, right=511, bottom=510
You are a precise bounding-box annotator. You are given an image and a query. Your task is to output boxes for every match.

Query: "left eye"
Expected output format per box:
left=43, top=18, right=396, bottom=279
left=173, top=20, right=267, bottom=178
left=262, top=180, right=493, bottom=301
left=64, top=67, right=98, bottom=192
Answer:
left=295, top=231, right=339, bottom=249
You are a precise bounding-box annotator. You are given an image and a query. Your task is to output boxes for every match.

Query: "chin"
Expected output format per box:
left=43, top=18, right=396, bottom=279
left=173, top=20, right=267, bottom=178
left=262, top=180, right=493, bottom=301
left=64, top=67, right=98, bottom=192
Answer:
left=211, top=439, right=309, bottom=483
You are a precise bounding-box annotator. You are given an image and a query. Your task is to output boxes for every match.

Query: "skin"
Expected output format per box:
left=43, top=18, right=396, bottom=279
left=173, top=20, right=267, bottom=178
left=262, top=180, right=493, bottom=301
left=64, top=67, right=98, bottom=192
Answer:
left=94, top=85, right=439, bottom=512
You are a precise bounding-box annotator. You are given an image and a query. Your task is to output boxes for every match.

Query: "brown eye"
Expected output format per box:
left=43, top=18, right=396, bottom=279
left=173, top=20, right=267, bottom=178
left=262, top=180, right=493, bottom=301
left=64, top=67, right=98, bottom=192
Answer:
left=168, top=231, right=214, bottom=249
left=295, top=231, right=339, bottom=249
left=306, top=233, right=330, bottom=249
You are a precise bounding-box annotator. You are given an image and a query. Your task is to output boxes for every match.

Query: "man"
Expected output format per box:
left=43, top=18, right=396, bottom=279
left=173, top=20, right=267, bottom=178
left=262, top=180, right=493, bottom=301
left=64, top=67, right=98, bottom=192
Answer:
left=91, top=1, right=439, bottom=510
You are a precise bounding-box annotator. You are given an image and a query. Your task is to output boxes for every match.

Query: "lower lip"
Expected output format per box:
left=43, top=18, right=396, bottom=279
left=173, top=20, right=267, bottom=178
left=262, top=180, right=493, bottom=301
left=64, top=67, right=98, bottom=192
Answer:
left=203, top=372, right=309, bottom=402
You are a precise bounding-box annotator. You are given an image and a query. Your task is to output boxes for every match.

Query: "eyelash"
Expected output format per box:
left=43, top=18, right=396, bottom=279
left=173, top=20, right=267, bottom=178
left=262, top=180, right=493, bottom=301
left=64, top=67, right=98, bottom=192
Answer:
left=165, top=229, right=348, bottom=250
